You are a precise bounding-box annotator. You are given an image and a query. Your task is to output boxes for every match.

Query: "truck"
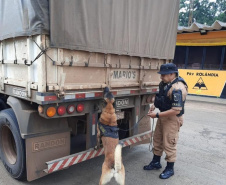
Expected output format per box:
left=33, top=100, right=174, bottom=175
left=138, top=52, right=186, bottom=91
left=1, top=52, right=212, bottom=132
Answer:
left=0, top=0, right=180, bottom=181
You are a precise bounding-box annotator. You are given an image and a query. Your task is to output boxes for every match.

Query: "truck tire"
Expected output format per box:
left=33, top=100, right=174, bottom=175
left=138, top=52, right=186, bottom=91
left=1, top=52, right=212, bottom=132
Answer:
left=0, top=108, right=26, bottom=180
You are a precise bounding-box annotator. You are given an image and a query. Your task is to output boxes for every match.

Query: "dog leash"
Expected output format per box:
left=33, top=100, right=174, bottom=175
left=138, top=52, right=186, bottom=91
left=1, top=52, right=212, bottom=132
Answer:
left=119, top=116, right=156, bottom=152
left=118, top=114, right=146, bottom=132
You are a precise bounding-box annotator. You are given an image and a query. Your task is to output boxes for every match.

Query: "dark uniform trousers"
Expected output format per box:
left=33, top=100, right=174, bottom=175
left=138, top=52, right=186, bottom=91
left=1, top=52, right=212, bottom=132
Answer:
left=153, top=115, right=183, bottom=162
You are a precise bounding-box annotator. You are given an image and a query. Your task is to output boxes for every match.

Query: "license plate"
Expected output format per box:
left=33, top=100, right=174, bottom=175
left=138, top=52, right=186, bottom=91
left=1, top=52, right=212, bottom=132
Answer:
left=116, top=111, right=124, bottom=120
left=116, top=98, right=129, bottom=108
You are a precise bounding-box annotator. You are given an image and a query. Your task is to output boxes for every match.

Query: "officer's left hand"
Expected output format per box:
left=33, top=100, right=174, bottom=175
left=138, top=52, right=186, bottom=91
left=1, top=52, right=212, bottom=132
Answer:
left=147, top=112, right=156, bottom=118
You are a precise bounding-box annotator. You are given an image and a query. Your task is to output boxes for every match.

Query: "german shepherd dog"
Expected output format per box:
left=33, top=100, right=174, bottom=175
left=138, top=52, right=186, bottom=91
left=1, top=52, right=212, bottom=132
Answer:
left=97, top=87, right=125, bottom=185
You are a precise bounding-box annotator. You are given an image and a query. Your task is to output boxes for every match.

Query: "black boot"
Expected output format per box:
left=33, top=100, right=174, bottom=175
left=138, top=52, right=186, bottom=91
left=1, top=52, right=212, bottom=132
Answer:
left=143, top=155, right=162, bottom=170
left=159, top=162, right=174, bottom=179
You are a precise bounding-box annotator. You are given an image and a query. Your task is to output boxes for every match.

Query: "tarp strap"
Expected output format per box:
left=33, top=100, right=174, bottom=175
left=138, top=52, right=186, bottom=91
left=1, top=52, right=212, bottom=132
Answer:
left=13, top=38, right=17, bottom=64
left=31, top=36, right=55, bottom=66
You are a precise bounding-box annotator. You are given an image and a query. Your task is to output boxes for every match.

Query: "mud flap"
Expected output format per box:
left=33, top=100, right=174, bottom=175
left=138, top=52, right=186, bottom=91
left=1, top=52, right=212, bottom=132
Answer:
left=26, top=132, right=70, bottom=181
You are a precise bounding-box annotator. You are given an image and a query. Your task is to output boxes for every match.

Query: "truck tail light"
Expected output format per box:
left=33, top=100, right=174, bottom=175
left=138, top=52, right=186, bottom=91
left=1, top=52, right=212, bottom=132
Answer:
left=57, top=106, right=66, bottom=116
left=76, top=104, right=84, bottom=113
left=67, top=105, right=76, bottom=114
left=47, top=107, right=56, bottom=117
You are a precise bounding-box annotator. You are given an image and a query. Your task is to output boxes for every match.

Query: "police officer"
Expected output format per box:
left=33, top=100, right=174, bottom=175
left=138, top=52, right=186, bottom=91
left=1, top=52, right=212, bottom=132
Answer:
left=144, top=63, right=188, bottom=179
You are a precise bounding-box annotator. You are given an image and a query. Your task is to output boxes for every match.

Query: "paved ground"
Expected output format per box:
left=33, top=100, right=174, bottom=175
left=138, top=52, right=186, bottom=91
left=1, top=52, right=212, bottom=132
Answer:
left=0, top=97, right=226, bottom=185
left=186, top=95, right=226, bottom=105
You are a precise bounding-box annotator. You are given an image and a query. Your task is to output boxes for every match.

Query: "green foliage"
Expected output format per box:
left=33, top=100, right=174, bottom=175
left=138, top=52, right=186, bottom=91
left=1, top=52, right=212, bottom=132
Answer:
left=179, top=0, right=226, bottom=27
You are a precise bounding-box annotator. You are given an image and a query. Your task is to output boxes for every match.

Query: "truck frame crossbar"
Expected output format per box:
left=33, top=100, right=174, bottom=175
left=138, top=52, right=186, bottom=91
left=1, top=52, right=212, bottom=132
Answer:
left=44, top=131, right=152, bottom=174
left=36, top=88, right=158, bottom=104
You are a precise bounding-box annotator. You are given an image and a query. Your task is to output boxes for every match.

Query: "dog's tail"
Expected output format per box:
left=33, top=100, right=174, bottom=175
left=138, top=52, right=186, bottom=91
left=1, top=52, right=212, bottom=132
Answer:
left=114, top=144, right=123, bottom=172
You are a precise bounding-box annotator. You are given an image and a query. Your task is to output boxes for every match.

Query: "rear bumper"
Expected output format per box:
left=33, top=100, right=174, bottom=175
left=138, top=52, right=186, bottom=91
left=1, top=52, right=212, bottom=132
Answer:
left=44, top=130, right=152, bottom=174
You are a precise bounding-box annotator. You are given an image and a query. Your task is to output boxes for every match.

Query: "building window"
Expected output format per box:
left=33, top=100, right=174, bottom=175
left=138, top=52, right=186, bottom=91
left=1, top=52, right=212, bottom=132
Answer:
left=203, top=46, right=222, bottom=70
left=173, top=46, right=186, bottom=69
left=223, top=49, right=226, bottom=70
left=187, top=46, right=203, bottom=69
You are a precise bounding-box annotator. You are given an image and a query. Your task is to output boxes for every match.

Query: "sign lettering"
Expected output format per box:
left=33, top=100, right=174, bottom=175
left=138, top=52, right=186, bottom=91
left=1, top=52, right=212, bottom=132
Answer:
left=179, top=69, right=226, bottom=97
left=113, top=70, right=136, bottom=80
left=32, top=138, right=66, bottom=152
left=116, top=98, right=129, bottom=108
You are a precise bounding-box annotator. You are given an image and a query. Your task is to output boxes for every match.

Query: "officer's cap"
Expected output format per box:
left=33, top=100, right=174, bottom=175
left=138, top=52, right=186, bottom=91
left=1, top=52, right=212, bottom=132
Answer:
left=157, top=63, right=178, bottom=75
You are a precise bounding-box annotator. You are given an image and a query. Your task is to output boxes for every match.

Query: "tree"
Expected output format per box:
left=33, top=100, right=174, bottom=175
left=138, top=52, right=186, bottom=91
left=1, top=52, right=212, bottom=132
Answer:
left=216, top=0, right=226, bottom=22
left=179, top=0, right=226, bottom=27
left=179, top=0, right=190, bottom=26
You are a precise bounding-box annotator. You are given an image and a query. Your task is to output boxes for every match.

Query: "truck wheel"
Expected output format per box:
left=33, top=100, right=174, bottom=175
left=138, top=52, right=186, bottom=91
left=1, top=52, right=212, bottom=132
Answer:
left=0, top=108, right=26, bottom=180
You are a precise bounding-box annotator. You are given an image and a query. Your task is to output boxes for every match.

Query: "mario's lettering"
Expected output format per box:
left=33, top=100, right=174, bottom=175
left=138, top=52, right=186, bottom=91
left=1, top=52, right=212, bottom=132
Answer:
left=187, top=72, right=194, bottom=76
left=196, top=72, right=219, bottom=77
left=113, top=70, right=136, bottom=79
